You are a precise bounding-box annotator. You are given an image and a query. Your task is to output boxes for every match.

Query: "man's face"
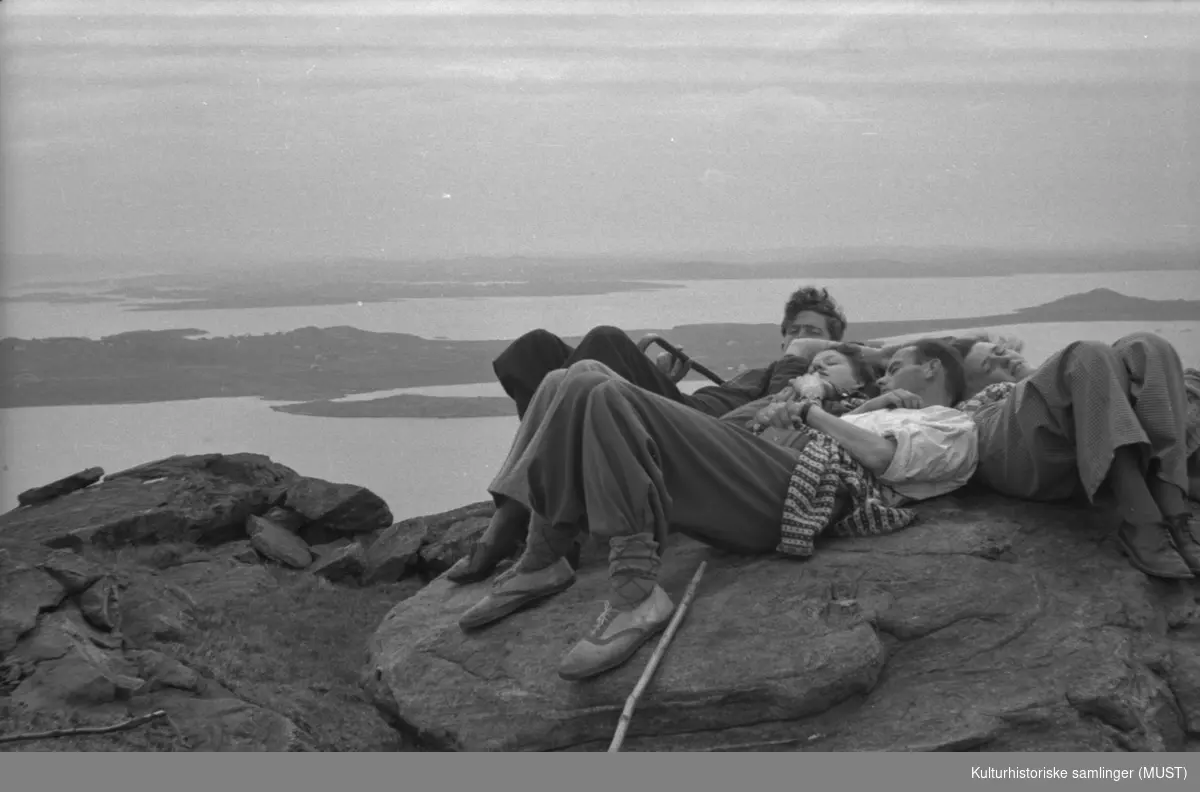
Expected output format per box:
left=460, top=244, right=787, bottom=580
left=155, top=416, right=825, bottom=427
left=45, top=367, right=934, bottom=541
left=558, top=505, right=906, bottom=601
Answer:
left=782, top=310, right=833, bottom=344
left=962, top=341, right=1028, bottom=395
left=878, top=346, right=929, bottom=394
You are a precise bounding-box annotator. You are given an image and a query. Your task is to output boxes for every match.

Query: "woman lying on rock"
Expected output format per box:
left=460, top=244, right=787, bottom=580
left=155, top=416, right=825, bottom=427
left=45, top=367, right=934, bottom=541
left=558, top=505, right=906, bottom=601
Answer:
left=723, top=341, right=881, bottom=434
left=946, top=331, right=1200, bottom=579
left=446, top=287, right=862, bottom=585
left=455, top=339, right=979, bottom=682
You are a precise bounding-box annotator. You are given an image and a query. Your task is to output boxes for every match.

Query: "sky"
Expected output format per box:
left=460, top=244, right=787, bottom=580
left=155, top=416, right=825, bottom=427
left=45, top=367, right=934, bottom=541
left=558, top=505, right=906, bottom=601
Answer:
left=2, top=1, right=1198, bottom=274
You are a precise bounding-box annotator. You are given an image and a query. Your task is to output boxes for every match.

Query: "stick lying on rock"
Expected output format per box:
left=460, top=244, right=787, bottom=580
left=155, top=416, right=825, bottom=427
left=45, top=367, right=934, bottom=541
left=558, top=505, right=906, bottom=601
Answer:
left=608, top=561, right=708, bottom=753
left=0, top=710, right=168, bottom=745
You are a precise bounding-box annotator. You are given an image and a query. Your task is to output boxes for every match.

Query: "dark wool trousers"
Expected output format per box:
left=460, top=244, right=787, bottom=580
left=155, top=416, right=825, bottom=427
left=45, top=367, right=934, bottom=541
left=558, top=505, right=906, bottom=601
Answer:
left=974, top=332, right=1190, bottom=502
left=487, top=361, right=797, bottom=607
left=492, top=325, right=715, bottom=419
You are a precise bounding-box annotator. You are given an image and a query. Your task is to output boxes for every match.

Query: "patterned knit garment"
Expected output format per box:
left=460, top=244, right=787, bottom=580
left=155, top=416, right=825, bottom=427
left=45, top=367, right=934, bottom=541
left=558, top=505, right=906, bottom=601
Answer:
left=778, top=431, right=917, bottom=557
left=1185, top=367, right=1200, bottom=458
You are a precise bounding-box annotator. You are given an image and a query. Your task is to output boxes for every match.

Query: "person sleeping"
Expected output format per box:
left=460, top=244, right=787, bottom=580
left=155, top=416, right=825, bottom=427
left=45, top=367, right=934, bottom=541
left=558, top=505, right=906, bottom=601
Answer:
left=719, top=343, right=881, bottom=435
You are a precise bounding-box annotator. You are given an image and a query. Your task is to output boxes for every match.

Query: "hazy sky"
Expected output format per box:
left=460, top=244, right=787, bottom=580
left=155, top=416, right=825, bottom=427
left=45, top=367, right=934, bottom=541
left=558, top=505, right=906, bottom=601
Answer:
left=3, top=1, right=1198, bottom=270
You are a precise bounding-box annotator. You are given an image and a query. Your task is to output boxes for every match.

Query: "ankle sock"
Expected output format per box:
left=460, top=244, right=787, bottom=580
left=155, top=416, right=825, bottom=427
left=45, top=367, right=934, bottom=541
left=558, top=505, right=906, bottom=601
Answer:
left=512, top=515, right=581, bottom=573
left=608, top=533, right=661, bottom=609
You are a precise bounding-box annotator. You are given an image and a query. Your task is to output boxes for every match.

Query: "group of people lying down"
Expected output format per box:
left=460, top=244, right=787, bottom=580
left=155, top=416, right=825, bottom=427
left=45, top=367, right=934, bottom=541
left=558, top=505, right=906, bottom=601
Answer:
left=441, top=285, right=1200, bottom=683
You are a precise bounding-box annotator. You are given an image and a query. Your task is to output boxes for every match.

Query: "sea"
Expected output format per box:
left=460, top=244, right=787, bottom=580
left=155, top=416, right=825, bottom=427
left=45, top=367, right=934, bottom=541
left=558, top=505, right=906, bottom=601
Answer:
left=2, top=270, right=1198, bottom=520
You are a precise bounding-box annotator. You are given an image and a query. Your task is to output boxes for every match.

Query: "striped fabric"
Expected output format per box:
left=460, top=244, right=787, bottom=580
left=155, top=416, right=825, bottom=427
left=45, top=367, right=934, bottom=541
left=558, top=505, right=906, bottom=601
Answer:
left=966, top=334, right=1191, bottom=503
left=778, top=431, right=916, bottom=557
left=1185, top=368, right=1200, bottom=459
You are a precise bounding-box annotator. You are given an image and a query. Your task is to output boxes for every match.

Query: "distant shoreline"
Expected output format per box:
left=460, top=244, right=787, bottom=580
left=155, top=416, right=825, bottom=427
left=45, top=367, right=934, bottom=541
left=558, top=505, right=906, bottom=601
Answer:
left=2, top=287, right=1196, bottom=416
left=3, top=254, right=1196, bottom=312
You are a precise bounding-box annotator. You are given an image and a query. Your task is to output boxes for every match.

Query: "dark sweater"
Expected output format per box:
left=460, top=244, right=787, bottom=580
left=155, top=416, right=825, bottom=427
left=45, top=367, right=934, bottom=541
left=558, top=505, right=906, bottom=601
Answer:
left=687, top=355, right=814, bottom=417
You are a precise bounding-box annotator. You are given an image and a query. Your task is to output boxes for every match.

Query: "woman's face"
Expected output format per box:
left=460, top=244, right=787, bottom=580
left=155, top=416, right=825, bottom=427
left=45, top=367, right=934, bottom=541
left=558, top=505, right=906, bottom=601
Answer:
left=809, top=350, right=861, bottom=392
left=963, top=341, right=1029, bottom=395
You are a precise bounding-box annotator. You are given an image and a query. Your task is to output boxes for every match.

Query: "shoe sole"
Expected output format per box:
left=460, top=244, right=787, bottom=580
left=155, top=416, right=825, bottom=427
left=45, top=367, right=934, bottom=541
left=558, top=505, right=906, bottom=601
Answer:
left=449, top=542, right=583, bottom=585
left=1165, top=520, right=1200, bottom=575
left=557, top=616, right=672, bottom=682
left=1116, top=532, right=1195, bottom=580
left=458, top=574, right=576, bottom=631
left=446, top=560, right=500, bottom=586
left=446, top=542, right=508, bottom=585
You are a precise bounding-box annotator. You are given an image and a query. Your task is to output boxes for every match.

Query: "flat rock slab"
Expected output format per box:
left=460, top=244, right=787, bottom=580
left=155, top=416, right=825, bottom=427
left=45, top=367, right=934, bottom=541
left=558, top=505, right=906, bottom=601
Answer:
left=38, top=549, right=104, bottom=594
left=156, top=693, right=315, bottom=751
left=363, top=523, right=426, bottom=584
left=0, top=565, right=68, bottom=656
left=365, top=493, right=1200, bottom=752
left=247, top=516, right=313, bottom=569
left=310, top=542, right=365, bottom=582
left=18, top=467, right=104, bottom=507
left=363, top=500, right=497, bottom=583
left=0, top=453, right=300, bottom=550
left=8, top=604, right=141, bottom=712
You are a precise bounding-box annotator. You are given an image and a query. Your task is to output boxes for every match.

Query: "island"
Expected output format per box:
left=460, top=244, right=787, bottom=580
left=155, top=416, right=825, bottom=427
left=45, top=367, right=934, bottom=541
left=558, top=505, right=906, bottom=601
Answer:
left=2, top=288, right=1197, bottom=417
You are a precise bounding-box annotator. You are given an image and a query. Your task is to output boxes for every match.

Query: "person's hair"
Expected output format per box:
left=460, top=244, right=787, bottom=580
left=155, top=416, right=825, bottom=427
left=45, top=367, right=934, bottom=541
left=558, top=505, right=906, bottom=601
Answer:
left=901, top=338, right=967, bottom=404
left=960, top=328, right=1027, bottom=352
left=815, top=343, right=881, bottom=397
left=948, top=337, right=979, bottom=362
left=949, top=330, right=1026, bottom=359
left=781, top=286, right=847, bottom=341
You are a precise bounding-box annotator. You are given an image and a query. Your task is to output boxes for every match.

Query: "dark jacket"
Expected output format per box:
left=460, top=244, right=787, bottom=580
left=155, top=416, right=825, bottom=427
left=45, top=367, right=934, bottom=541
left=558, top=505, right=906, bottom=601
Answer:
left=687, top=355, right=814, bottom=417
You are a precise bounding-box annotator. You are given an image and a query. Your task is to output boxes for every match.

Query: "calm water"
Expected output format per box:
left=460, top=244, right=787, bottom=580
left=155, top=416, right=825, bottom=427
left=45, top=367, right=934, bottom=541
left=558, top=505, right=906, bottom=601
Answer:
left=2, top=275, right=1199, bottom=520
left=3, top=271, right=1199, bottom=341
left=0, top=397, right=521, bottom=522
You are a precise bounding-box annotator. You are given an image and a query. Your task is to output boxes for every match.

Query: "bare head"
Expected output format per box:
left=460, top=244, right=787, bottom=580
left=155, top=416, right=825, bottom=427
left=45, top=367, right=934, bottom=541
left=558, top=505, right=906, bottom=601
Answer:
left=877, top=338, right=967, bottom=408
left=780, top=286, right=847, bottom=347
left=949, top=332, right=1030, bottom=399
left=809, top=344, right=880, bottom=397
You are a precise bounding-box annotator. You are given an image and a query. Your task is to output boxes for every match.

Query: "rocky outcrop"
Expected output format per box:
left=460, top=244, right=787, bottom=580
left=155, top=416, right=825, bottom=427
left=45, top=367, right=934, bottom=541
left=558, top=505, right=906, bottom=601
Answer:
left=284, top=479, right=392, bottom=541
left=0, top=453, right=418, bottom=752
left=2, top=454, right=493, bottom=599
left=247, top=516, right=313, bottom=569
left=0, top=565, right=68, bottom=655
left=363, top=493, right=1200, bottom=752
left=13, top=450, right=1193, bottom=753
left=18, top=467, right=104, bottom=507
left=310, top=543, right=366, bottom=583
left=2, top=453, right=298, bottom=550
left=362, top=502, right=497, bottom=584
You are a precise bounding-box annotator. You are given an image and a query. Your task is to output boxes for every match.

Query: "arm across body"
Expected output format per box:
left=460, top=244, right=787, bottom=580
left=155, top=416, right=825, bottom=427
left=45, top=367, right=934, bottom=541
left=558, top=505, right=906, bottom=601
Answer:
left=783, top=339, right=887, bottom=371
left=713, top=356, right=813, bottom=424
left=803, top=404, right=898, bottom=475
left=801, top=403, right=979, bottom=488
left=716, top=394, right=777, bottom=427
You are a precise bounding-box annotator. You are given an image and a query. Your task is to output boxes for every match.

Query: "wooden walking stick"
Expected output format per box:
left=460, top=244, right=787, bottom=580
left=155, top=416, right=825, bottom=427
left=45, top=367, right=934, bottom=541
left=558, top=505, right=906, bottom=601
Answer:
left=0, top=710, right=168, bottom=745
left=608, top=560, right=708, bottom=753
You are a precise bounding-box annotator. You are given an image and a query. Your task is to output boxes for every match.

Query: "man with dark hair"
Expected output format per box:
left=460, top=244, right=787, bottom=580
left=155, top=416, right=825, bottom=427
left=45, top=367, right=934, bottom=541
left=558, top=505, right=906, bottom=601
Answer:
left=448, top=285, right=856, bottom=583
left=780, top=285, right=848, bottom=343
left=491, top=285, right=850, bottom=420
left=456, top=339, right=976, bottom=681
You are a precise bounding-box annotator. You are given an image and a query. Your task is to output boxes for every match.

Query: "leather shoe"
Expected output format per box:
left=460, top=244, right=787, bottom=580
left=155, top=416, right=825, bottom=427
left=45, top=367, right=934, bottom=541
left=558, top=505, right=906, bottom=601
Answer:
left=1165, top=512, right=1200, bottom=575
left=458, top=557, right=576, bottom=631
left=558, top=585, right=675, bottom=681
left=1116, top=521, right=1194, bottom=579
left=448, top=537, right=582, bottom=585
